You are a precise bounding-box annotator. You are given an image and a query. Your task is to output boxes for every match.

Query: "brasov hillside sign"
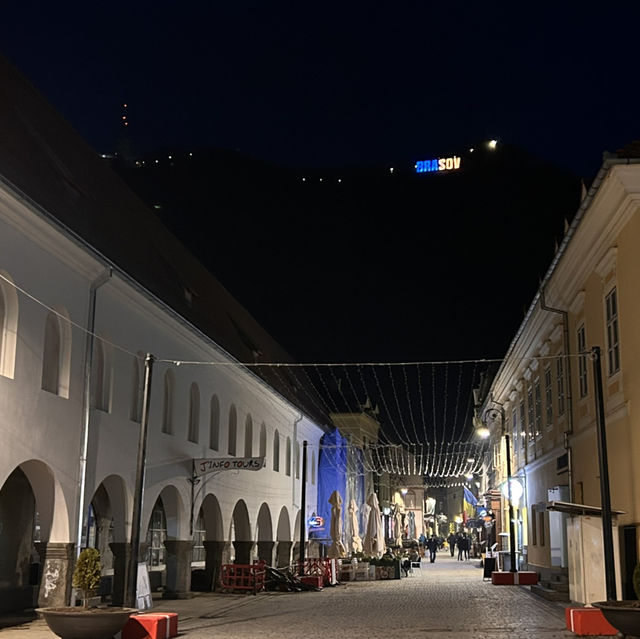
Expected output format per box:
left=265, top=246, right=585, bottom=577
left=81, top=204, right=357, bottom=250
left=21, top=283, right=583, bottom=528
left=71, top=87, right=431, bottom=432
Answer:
left=194, top=457, right=266, bottom=477
left=415, top=156, right=461, bottom=173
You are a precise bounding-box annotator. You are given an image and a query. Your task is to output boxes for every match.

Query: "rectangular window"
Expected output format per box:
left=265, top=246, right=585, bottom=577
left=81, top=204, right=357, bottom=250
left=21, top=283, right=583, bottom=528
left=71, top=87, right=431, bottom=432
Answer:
left=577, top=324, right=588, bottom=398
left=544, top=365, right=553, bottom=428
left=527, top=386, right=534, bottom=442
left=531, top=506, right=537, bottom=546
left=493, top=442, right=502, bottom=471
left=606, top=288, right=620, bottom=375
left=539, top=511, right=545, bottom=546
left=534, top=378, right=542, bottom=437
left=556, top=357, right=565, bottom=416
left=519, top=401, right=526, bottom=449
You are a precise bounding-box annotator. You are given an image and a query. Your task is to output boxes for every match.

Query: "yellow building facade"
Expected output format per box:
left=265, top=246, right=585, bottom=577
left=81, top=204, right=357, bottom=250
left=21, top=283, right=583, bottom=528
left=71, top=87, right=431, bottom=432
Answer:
left=484, top=154, right=640, bottom=597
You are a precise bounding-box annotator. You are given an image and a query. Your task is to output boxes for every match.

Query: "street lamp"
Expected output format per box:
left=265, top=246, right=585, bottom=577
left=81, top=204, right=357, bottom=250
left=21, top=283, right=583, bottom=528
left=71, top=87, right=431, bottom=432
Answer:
left=484, top=403, right=517, bottom=573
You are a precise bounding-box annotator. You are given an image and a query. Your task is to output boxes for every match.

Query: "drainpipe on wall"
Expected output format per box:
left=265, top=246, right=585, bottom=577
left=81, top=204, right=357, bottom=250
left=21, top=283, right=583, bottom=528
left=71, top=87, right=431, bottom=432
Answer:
left=540, top=287, right=574, bottom=502
left=75, top=267, right=112, bottom=560
left=292, top=414, right=303, bottom=507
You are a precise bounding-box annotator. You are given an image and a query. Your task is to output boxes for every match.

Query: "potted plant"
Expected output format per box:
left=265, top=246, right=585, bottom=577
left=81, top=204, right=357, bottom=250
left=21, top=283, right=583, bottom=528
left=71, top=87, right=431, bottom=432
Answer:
left=592, top=563, right=640, bottom=636
left=37, top=548, right=138, bottom=639
left=74, top=547, right=102, bottom=608
left=371, top=552, right=401, bottom=579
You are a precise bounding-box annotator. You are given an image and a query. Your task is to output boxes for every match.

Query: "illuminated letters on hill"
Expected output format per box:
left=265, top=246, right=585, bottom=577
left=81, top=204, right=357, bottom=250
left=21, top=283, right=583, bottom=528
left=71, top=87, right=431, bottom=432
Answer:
left=415, top=156, right=461, bottom=173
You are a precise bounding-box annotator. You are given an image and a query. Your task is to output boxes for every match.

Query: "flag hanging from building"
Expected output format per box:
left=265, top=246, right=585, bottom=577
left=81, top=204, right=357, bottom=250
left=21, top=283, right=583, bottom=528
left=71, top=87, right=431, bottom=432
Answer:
left=463, top=486, right=477, bottom=523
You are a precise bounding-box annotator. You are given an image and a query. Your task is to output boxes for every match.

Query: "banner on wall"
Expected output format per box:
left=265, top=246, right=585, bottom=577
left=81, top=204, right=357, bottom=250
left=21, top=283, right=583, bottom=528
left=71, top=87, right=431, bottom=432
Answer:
left=193, top=457, right=265, bottom=477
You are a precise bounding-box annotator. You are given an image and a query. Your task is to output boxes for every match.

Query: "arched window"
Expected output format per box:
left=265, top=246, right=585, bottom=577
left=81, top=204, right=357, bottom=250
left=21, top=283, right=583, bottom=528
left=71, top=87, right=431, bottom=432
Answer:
left=0, top=271, right=18, bottom=380
left=244, top=414, right=253, bottom=457
left=295, top=441, right=300, bottom=479
left=228, top=404, right=237, bottom=455
left=273, top=429, right=280, bottom=472
left=130, top=353, right=144, bottom=422
left=259, top=422, right=266, bottom=458
left=285, top=437, right=292, bottom=477
left=188, top=383, right=200, bottom=443
left=146, top=498, right=166, bottom=568
left=209, top=395, right=220, bottom=450
left=42, top=309, right=70, bottom=397
left=91, top=336, right=112, bottom=412
left=162, top=370, right=174, bottom=434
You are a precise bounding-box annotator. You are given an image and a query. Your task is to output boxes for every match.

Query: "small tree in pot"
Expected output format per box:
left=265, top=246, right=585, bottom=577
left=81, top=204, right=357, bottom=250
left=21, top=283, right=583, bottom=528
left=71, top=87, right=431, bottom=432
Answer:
left=37, top=548, right=137, bottom=639
left=73, top=548, right=101, bottom=608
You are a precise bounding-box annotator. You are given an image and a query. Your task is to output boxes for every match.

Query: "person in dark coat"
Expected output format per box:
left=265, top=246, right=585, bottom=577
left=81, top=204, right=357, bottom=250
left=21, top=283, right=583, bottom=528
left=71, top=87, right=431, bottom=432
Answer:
left=426, top=534, right=439, bottom=563
left=458, top=533, right=470, bottom=561
left=447, top=532, right=456, bottom=557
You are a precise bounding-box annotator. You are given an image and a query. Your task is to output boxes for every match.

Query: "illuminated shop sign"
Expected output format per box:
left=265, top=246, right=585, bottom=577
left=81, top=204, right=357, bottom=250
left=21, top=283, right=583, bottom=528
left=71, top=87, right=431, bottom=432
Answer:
left=415, top=156, right=461, bottom=173
left=308, top=516, right=325, bottom=528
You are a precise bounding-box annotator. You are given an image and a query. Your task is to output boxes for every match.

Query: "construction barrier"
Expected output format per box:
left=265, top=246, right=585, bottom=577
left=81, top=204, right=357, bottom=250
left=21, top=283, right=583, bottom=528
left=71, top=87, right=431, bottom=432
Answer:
left=297, top=557, right=336, bottom=585
left=220, top=560, right=266, bottom=594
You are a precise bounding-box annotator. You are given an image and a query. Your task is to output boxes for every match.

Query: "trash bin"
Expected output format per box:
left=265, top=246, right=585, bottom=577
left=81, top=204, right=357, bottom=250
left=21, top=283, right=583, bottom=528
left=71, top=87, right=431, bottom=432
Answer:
left=483, top=557, right=496, bottom=580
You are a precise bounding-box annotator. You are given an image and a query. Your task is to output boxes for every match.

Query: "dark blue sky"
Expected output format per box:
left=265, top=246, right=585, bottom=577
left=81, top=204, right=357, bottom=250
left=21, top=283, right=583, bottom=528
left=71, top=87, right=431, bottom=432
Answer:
left=2, top=2, right=638, bottom=178
left=1, top=2, right=638, bottom=367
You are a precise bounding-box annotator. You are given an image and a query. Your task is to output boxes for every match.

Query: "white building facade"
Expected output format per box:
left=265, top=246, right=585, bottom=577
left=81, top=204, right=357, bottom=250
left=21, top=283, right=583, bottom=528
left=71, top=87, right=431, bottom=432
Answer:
left=0, top=55, right=328, bottom=612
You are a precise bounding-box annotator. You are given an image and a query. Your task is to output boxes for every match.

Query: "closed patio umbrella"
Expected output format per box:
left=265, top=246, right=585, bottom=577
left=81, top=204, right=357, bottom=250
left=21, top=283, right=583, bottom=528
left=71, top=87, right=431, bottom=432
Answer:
left=327, top=490, right=347, bottom=558
left=363, top=493, right=384, bottom=557
left=394, top=506, right=403, bottom=547
left=349, top=499, right=363, bottom=554
left=408, top=510, right=416, bottom=540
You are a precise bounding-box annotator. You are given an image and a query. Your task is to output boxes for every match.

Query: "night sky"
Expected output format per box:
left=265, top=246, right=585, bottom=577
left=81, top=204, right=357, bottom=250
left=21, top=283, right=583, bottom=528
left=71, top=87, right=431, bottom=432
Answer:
left=2, top=3, right=639, bottom=365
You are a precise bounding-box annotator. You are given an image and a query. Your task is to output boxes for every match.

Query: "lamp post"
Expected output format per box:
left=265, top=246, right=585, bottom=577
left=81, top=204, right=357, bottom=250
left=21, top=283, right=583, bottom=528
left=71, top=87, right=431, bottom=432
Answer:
left=485, top=404, right=517, bottom=573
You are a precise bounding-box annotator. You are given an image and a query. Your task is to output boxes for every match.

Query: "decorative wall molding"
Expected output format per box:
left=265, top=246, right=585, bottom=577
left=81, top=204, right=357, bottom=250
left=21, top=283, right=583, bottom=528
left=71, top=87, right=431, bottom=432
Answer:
left=595, top=246, right=617, bottom=279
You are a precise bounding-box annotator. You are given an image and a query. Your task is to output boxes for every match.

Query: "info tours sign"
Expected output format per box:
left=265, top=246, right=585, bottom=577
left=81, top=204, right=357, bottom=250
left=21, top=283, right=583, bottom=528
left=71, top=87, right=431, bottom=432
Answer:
left=193, top=457, right=266, bottom=478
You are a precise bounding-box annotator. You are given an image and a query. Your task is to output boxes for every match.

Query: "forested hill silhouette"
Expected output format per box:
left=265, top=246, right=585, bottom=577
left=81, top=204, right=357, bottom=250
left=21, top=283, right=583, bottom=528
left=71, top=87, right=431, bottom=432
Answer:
left=112, top=142, right=582, bottom=364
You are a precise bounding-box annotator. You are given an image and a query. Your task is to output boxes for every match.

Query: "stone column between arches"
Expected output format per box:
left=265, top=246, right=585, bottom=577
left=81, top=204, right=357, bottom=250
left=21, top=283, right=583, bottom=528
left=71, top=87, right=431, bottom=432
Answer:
left=257, top=541, right=275, bottom=565
left=108, top=542, right=131, bottom=606
left=163, top=540, right=194, bottom=599
left=202, top=541, right=226, bottom=591
left=37, top=543, right=75, bottom=607
left=275, top=541, right=293, bottom=569
left=232, top=540, right=255, bottom=565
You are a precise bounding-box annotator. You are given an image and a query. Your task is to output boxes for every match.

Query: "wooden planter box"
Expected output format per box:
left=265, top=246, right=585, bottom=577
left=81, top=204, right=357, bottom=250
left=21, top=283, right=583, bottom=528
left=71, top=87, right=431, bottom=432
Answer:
left=374, top=562, right=400, bottom=580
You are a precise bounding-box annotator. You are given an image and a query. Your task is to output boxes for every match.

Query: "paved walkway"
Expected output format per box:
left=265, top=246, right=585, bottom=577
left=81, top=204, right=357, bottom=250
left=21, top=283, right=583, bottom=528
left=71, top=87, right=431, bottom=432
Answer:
left=0, top=555, right=608, bottom=638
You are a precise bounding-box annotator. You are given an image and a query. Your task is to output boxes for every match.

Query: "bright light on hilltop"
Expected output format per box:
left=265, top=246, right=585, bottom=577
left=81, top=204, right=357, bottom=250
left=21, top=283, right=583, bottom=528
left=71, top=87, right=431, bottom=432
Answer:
left=488, top=139, right=498, bottom=149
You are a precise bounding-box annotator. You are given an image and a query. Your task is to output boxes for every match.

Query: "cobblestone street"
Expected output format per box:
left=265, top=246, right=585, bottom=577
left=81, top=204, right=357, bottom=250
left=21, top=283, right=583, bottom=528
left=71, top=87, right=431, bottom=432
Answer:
left=0, top=555, right=611, bottom=639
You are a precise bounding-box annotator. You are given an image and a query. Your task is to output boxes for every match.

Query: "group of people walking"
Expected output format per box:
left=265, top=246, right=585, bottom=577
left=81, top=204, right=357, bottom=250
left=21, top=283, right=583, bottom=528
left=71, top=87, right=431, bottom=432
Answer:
left=406, top=530, right=471, bottom=569
left=447, top=532, right=470, bottom=560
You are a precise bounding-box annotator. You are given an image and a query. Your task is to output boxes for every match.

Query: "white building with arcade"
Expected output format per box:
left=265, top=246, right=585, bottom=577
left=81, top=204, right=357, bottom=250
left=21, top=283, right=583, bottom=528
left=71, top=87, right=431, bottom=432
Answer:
left=0, top=54, right=329, bottom=612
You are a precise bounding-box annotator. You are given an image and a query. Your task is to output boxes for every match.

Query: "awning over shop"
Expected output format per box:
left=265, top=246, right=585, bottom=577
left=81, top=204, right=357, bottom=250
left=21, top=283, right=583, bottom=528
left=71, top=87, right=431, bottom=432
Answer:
left=547, top=501, right=625, bottom=516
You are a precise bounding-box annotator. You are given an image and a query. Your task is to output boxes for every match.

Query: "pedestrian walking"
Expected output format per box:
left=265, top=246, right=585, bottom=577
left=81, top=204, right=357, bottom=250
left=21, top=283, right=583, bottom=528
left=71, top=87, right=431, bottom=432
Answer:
left=426, top=534, right=439, bottom=563
left=458, top=533, right=470, bottom=561
left=447, top=532, right=456, bottom=557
